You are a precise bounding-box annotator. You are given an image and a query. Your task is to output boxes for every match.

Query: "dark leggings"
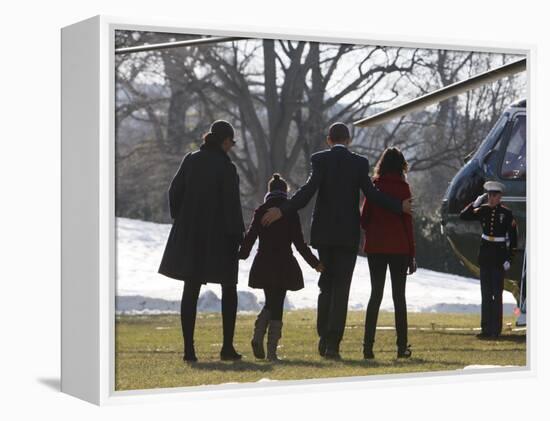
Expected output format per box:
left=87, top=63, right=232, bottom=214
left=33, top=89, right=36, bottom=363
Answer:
left=263, top=288, right=286, bottom=321
left=181, top=282, right=238, bottom=352
left=364, top=254, right=409, bottom=348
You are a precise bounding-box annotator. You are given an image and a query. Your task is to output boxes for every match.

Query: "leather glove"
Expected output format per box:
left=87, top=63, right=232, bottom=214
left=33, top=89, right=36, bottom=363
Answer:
left=473, top=193, right=488, bottom=208
left=503, top=261, right=511, bottom=271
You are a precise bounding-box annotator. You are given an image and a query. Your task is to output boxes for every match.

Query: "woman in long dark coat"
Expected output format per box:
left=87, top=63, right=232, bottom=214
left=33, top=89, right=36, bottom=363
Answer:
left=158, top=120, right=245, bottom=362
left=238, top=174, right=323, bottom=361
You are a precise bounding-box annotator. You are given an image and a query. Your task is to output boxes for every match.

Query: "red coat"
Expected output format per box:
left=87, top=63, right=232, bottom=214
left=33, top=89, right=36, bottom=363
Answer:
left=360, top=173, right=415, bottom=257
left=238, top=197, right=320, bottom=291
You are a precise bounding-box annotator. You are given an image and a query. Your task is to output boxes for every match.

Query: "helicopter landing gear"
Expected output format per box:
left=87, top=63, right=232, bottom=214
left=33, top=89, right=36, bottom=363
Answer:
left=516, top=247, right=527, bottom=327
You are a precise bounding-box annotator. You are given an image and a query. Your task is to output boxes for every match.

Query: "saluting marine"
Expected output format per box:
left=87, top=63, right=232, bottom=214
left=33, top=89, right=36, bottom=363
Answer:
left=460, top=181, right=518, bottom=339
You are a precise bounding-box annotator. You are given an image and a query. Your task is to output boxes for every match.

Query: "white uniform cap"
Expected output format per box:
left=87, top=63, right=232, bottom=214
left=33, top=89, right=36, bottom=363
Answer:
left=483, top=181, right=505, bottom=193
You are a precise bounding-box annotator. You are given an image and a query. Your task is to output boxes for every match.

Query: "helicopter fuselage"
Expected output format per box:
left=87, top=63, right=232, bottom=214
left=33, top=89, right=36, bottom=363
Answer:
left=440, top=100, right=526, bottom=303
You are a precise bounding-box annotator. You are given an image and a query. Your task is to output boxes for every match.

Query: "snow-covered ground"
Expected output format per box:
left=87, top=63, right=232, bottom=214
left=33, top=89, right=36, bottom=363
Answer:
left=115, top=217, right=516, bottom=315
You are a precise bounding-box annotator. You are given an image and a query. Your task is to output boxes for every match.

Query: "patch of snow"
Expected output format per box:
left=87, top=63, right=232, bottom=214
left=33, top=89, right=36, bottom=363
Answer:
left=115, top=217, right=516, bottom=315
left=463, top=365, right=519, bottom=370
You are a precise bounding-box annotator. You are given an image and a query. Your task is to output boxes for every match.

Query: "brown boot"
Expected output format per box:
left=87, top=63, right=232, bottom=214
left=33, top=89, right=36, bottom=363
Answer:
left=266, top=320, right=283, bottom=361
left=251, top=308, right=270, bottom=359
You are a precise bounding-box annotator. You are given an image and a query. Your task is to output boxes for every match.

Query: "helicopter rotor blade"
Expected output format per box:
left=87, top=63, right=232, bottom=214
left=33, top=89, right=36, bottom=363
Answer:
left=353, top=57, right=526, bottom=128
left=115, top=36, right=247, bottom=55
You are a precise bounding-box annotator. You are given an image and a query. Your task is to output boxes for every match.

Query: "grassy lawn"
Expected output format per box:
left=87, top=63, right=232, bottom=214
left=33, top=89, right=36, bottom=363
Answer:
left=115, top=310, right=526, bottom=391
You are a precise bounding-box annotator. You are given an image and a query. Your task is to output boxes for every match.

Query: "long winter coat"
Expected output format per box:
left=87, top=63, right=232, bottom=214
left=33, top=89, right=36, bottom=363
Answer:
left=360, top=173, right=415, bottom=257
left=238, top=196, right=320, bottom=291
left=158, top=143, right=245, bottom=284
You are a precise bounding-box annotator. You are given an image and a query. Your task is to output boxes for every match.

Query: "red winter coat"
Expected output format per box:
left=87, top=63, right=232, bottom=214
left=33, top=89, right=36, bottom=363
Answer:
left=238, top=196, right=320, bottom=291
left=360, top=173, right=415, bottom=257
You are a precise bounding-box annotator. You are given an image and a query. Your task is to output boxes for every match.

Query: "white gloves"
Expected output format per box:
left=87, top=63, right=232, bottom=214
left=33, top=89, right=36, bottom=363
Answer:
left=473, top=193, right=488, bottom=208
left=503, top=261, right=511, bottom=271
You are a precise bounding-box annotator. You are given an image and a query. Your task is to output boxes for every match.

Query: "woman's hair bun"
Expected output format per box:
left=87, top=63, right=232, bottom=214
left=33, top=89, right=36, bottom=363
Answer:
left=273, top=173, right=281, bottom=180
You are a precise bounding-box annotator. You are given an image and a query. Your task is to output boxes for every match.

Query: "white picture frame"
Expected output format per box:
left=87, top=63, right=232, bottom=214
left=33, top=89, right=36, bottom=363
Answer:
left=61, top=15, right=534, bottom=405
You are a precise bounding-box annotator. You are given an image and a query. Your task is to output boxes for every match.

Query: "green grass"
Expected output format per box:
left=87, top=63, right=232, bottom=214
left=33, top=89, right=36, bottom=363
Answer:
left=115, top=310, right=526, bottom=391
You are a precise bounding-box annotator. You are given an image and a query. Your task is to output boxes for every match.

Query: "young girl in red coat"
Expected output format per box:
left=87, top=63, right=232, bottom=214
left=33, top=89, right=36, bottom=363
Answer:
left=238, top=174, right=324, bottom=361
left=360, top=147, right=416, bottom=359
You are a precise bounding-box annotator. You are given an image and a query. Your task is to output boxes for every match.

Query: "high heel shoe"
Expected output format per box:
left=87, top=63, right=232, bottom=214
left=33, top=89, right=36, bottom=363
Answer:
left=220, top=345, right=242, bottom=361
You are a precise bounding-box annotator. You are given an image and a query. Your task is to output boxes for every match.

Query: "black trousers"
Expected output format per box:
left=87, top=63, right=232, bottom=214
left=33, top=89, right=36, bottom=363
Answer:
left=263, top=288, right=286, bottom=321
left=364, top=253, right=409, bottom=349
left=316, top=246, right=358, bottom=349
left=180, top=282, right=237, bottom=353
left=479, top=265, right=504, bottom=336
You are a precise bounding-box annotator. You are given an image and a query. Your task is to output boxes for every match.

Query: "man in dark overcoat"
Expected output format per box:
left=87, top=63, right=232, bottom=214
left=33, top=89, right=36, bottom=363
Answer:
left=261, top=122, right=412, bottom=359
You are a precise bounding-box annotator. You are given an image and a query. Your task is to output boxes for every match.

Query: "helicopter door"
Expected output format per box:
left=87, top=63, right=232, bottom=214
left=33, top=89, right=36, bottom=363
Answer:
left=499, top=114, right=526, bottom=182
left=496, top=112, right=526, bottom=317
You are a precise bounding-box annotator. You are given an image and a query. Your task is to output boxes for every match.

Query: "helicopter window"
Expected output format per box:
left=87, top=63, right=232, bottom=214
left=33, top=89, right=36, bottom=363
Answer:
left=474, top=113, right=509, bottom=161
left=500, top=115, right=526, bottom=179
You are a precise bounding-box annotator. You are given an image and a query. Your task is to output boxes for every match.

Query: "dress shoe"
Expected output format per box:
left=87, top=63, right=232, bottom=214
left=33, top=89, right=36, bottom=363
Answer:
left=324, top=348, right=342, bottom=361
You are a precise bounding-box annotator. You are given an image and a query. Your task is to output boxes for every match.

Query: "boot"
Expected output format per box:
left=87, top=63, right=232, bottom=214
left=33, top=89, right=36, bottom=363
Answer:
left=397, top=344, right=412, bottom=359
left=266, top=320, right=283, bottom=361
left=251, top=308, right=270, bottom=359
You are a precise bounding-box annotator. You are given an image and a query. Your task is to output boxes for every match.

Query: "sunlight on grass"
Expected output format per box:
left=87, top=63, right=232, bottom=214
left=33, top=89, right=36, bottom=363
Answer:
left=115, top=310, right=526, bottom=391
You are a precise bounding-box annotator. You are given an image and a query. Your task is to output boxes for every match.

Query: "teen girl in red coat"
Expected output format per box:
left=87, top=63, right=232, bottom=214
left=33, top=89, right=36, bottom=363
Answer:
left=360, top=147, right=416, bottom=359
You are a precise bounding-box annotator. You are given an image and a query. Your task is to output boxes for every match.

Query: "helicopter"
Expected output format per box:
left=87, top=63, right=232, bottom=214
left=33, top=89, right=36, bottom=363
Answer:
left=353, top=58, right=527, bottom=326
left=117, top=37, right=527, bottom=325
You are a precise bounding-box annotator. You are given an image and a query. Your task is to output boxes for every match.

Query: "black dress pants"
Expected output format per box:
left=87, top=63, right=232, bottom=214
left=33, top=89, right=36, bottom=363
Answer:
left=364, top=253, right=409, bottom=349
left=316, top=246, right=358, bottom=349
left=181, top=282, right=238, bottom=353
left=479, top=265, right=504, bottom=336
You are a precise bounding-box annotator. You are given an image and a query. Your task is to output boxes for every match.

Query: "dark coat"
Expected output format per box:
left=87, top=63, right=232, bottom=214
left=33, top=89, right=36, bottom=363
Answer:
left=238, top=196, right=320, bottom=291
left=158, top=143, right=245, bottom=284
left=360, top=173, right=415, bottom=256
left=279, top=145, right=402, bottom=249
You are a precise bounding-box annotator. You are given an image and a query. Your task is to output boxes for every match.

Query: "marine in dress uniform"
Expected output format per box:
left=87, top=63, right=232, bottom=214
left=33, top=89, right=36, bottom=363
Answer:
left=460, top=181, right=518, bottom=338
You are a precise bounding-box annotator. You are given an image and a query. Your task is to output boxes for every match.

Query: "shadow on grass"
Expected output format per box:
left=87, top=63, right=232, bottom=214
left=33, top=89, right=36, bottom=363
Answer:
left=337, top=357, right=465, bottom=368
left=189, top=358, right=328, bottom=371
left=188, top=360, right=274, bottom=372
left=434, top=332, right=527, bottom=343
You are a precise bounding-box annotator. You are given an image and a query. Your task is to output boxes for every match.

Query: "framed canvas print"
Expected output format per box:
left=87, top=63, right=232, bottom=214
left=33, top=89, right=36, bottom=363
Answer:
left=61, top=15, right=531, bottom=405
